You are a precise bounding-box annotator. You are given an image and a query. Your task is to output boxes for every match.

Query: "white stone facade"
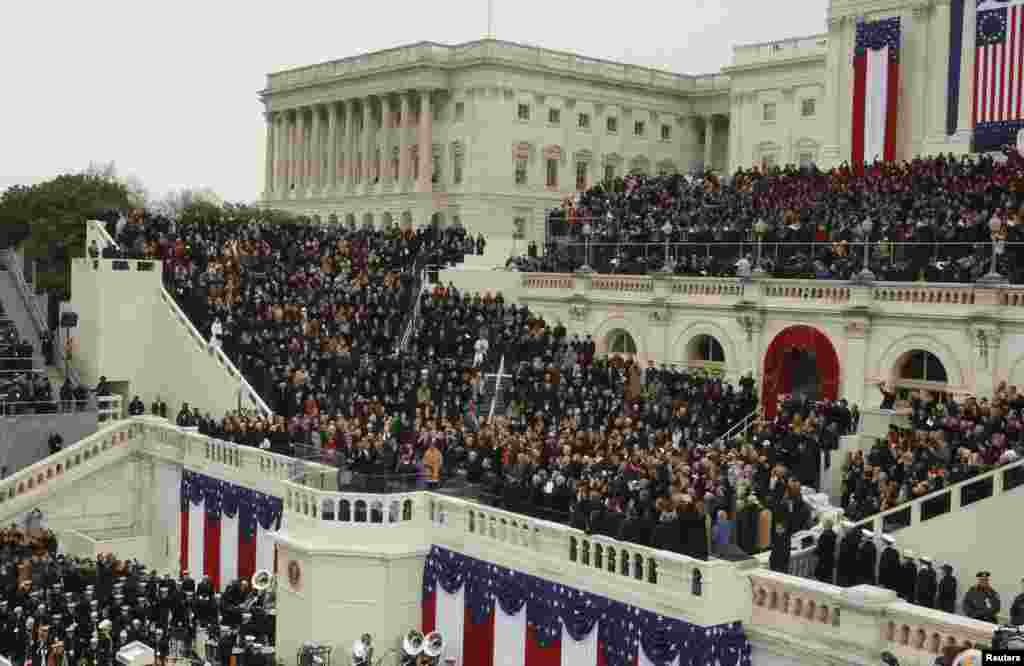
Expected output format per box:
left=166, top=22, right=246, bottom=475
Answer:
left=260, top=0, right=978, bottom=238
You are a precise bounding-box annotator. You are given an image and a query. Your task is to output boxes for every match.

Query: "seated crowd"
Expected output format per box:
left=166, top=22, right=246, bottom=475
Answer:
left=841, top=383, right=1024, bottom=522
left=114, top=209, right=470, bottom=417
left=516, top=154, right=1024, bottom=283
left=0, top=526, right=274, bottom=666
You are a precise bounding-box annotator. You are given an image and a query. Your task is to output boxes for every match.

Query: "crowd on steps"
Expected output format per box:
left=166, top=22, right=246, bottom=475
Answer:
left=517, top=154, right=1024, bottom=282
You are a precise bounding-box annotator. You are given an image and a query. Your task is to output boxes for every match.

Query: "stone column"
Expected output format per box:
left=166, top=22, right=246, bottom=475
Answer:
left=275, top=113, right=287, bottom=195
left=264, top=112, right=275, bottom=199
left=327, top=103, right=338, bottom=193
left=822, top=16, right=847, bottom=165
left=362, top=97, right=374, bottom=192
left=285, top=110, right=295, bottom=196
left=956, top=0, right=977, bottom=139
left=346, top=100, right=359, bottom=191
left=913, top=4, right=931, bottom=154
left=380, top=96, right=392, bottom=186
left=703, top=115, right=714, bottom=172
left=728, top=95, right=743, bottom=172
left=310, top=106, right=322, bottom=194
left=928, top=1, right=951, bottom=140
left=399, top=93, right=411, bottom=189
left=296, top=108, right=308, bottom=195
left=417, top=89, right=433, bottom=192
left=842, top=315, right=871, bottom=410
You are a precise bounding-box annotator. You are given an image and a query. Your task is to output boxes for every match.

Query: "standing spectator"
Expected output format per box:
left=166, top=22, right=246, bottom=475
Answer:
left=473, top=335, right=489, bottom=368
left=47, top=433, right=63, bottom=456
left=423, top=440, right=442, bottom=489
left=1010, top=578, right=1024, bottom=626
left=814, top=519, right=837, bottom=583
left=962, top=572, right=1000, bottom=623
left=210, top=318, right=223, bottom=350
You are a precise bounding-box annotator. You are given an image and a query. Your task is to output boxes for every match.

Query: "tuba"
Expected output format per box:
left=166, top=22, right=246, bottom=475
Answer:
left=402, top=630, right=424, bottom=658
left=422, top=632, right=444, bottom=663
left=251, top=570, right=272, bottom=592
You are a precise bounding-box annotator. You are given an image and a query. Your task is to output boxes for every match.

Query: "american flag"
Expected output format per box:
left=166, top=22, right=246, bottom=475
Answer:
left=975, top=0, right=1024, bottom=126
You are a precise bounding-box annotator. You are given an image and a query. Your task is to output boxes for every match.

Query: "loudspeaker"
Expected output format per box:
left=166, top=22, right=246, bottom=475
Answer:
left=60, top=312, right=79, bottom=328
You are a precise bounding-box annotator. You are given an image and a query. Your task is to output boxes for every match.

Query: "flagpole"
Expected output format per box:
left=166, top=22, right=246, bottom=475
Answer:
left=487, top=0, right=494, bottom=38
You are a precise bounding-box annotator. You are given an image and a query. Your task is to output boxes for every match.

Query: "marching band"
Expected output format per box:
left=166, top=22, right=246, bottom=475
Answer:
left=0, top=538, right=275, bottom=666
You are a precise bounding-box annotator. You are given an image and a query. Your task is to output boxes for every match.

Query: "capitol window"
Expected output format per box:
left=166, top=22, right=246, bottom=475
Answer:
left=455, top=102, right=465, bottom=122
left=517, top=103, right=531, bottom=121
left=576, top=162, right=588, bottom=190
left=453, top=153, right=464, bottom=184
left=578, top=113, right=591, bottom=130
left=604, top=164, right=616, bottom=182
left=546, top=159, right=558, bottom=188
left=515, top=158, right=528, bottom=185
left=801, top=98, right=816, bottom=117
left=548, top=108, right=561, bottom=124
left=634, top=120, right=645, bottom=137
left=660, top=124, right=671, bottom=141
left=607, top=116, right=618, bottom=133
left=763, top=103, right=777, bottom=122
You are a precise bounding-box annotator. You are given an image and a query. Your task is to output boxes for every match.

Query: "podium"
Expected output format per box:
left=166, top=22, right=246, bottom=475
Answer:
left=857, top=407, right=911, bottom=440
left=117, top=642, right=155, bottom=666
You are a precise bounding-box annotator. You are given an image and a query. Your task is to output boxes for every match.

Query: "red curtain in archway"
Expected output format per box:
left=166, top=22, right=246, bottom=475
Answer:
left=761, top=325, right=841, bottom=418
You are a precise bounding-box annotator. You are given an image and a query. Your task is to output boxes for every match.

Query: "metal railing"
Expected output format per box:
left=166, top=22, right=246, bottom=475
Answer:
left=2, top=250, right=47, bottom=338
left=848, top=455, right=1024, bottom=536
left=538, top=239, right=1017, bottom=263
left=159, top=285, right=273, bottom=418
left=0, top=395, right=123, bottom=421
left=715, top=406, right=762, bottom=445
left=488, top=355, right=506, bottom=421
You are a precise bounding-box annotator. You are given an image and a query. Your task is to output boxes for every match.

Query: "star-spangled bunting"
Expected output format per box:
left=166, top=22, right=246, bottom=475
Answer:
left=423, top=547, right=752, bottom=666
left=181, top=470, right=282, bottom=529
left=855, top=16, right=901, bottom=63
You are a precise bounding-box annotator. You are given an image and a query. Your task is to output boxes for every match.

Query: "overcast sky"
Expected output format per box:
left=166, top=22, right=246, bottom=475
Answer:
left=1, top=0, right=827, bottom=203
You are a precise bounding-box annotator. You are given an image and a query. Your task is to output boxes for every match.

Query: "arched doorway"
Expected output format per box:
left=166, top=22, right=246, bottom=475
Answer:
left=362, top=212, right=374, bottom=229
left=892, top=350, right=949, bottom=401
left=382, top=212, right=394, bottom=229
left=606, top=329, right=637, bottom=358
left=762, top=325, right=840, bottom=418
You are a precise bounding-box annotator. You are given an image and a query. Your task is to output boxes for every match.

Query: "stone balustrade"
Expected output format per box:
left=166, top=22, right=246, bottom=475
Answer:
left=518, top=273, right=1024, bottom=319
left=749, top=571, right=993, bottom=664
left=0, top=418, right=1003, bottom=662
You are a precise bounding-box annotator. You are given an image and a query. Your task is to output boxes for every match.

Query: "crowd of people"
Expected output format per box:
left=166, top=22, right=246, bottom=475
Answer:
left=841, top=384, right=1024, bottom=522
left=519, top=154, right=1024, bottom=283
left=0, top=526, right=275, bottom=666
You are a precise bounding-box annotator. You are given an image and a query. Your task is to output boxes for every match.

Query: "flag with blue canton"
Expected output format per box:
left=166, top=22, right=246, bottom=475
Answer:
left=973, top=0, right=1024, bottom=151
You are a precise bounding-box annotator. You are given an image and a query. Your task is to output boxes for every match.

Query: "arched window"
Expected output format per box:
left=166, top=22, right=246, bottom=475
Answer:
left=687, top=334, right=725, bottom=366
left=899, top=350, right=948, bottom=383
left=607, top=330, right=637, bottom=355
left=894, top=350, right=949, bottom=402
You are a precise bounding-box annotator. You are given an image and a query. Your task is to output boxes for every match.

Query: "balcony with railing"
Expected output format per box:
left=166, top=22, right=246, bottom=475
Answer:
left=730, top=35, right=829, bottom=68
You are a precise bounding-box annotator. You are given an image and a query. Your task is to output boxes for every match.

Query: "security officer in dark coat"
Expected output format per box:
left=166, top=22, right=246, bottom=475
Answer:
left=937, top=565, right=959, bottom=613
left=857, top=532, right=878, bottom=585
left=813, top=520, right=837, bottom=583
left=877, top=538, right=902, bottom=592
left=963, top=571, right=1000, bottom=623
left=836, top=526, right=861, bottom=587
left=899, top=552, right=918, bottom=602
left=915, top=559, right=937, bottom=608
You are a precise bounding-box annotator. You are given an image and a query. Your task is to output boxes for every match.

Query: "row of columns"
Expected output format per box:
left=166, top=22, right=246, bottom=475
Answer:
left=264, top=90, right=435, bottom=197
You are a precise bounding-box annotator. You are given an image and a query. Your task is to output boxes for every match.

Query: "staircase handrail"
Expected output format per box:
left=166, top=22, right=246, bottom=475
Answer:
left=3, top=249, right=48, bottom=339
left=398, top=281, right=425, bottom=353
left=717, top=405, right=761, bottom=444
left=88, top=219, right=120, bottom=252
left=488, top=355, right=506, bottom=421
left=158, top=285, right=273, bottom=418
